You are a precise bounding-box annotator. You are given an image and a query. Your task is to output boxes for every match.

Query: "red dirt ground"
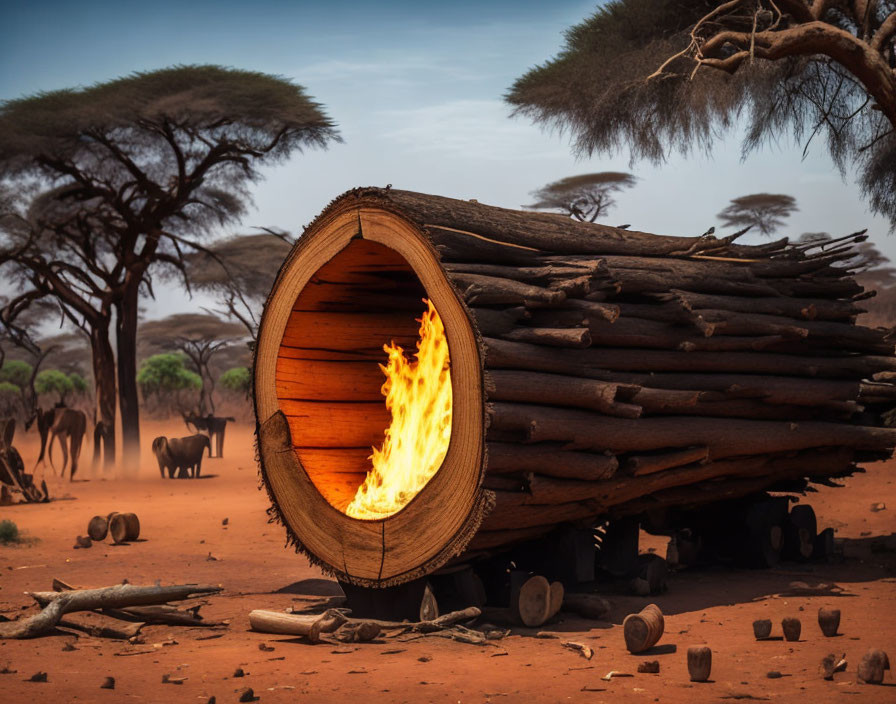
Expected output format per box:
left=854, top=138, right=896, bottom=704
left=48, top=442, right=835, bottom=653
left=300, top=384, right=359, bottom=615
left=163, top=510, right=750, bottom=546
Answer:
left=1, top=419, right=894, bottom=703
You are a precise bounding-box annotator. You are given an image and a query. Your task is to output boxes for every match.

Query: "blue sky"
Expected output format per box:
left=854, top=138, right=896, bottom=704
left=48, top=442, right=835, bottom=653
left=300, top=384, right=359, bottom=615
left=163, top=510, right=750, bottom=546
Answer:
left=2, top=0, right=891, bottom=318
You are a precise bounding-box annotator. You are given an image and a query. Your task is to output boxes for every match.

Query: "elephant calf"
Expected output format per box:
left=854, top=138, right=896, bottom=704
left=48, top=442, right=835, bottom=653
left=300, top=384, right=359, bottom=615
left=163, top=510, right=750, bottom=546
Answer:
left=152, top=434, right=211, bottom=479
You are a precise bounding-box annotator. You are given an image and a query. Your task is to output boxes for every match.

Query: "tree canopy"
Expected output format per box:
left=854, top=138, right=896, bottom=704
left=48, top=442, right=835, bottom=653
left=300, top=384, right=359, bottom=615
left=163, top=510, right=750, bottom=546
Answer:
left=139, top=312, right=246, bottom=414
left=526, top=172, right=637, bottom=222
left=506, top=0, right=896, bottom=226
left=184, top=232, right=293, bottom=337
left=34, top=369, right=74, bottom=403
left=137, top=353, right=201, bottom=398
left=0, top=65, right=340, bottom=464
left=717, top=193, right=798, bottom=236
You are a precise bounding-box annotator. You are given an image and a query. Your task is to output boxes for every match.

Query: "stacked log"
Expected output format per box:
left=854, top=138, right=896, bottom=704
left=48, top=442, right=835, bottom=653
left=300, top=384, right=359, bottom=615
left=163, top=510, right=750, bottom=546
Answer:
left=254, top=187, right=896, bottom=586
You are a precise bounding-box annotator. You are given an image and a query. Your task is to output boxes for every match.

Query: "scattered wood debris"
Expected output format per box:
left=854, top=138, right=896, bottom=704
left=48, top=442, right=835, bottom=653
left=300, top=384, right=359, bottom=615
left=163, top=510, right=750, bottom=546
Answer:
left=821, top=653, right=848, bottom=679
left=0, top=582, right=223, bottom=639
left=561, top=641, right=593, bottom=660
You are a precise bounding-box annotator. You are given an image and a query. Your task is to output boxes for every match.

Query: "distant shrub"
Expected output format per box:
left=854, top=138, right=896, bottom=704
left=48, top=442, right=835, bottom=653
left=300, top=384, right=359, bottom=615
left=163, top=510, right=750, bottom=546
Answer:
left=220, top=366, right=251, bottom=397
left=35, top=369, right=74, bottom=403
left=0, top=519, right=21, bottom=544
left=0, top=360, right=32, bottom=389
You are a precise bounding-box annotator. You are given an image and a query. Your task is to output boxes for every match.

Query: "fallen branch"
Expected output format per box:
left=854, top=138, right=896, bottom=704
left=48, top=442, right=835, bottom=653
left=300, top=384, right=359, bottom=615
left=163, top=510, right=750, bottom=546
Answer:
left=1, top=584, right=222, bottom=639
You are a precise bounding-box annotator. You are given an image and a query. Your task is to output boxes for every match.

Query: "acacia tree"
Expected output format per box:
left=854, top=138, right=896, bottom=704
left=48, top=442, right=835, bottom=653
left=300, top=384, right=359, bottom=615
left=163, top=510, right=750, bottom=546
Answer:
left=184, top=232, right=293, bottom=338
left=526, top=172, right=637, bottom=222
left=507, top=0, right=896, bottom=227
left=0, top=65, right=340, bottom=467
left=717, top=193, right=799, bottom=236
left=139, top=313, right=246, bottom=415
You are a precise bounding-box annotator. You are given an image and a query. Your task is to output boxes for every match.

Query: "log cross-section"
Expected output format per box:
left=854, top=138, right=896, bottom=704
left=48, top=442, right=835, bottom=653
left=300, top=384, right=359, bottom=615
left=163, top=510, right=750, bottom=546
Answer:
left=254, top=187, right=896, bottom=587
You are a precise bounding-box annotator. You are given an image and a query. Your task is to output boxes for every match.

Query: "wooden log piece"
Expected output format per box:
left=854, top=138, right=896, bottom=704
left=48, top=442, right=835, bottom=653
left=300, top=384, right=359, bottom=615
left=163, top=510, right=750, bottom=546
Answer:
left=483, top=336, right=896, bottom=380
left=664, top=290, right=862, bottom=322
left=512, top=575, right=552, bottom=627
left=452, top=272, right=566, bottom=306
left=625, top=447, right=709, bottom=476
left=485, top=442, right=618, bottom=481
left=489, top=402, right=896, bottom=459
left=486, top=370, right=639, bottom=418
left=782, top=617, right=802, bottom=642
left=817, top=608, right=841, bottom=637
left=623, top=603, right=664, bottom=653
left=501, top=327, right=592, bottom=349
left=87, top=515, right=109, bottom=541
left=109, top=513, right=139, bottom=544
left=248, top=609, right=348, bottom=643
left=857, top=649, right=890, bottom=684
left=687, top=646, right=712, bottom=682
left=1, top=584, right=222, bottom=639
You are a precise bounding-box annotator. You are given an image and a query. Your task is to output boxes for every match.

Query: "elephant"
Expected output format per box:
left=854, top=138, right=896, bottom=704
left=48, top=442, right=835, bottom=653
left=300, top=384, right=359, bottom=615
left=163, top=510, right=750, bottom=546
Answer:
left=151, top=434, right=211, bottom=479
left=182, top=412, right=235, bottom=458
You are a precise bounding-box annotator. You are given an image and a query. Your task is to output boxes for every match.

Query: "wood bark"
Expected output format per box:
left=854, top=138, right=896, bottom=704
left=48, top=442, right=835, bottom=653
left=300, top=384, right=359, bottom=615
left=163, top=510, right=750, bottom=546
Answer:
left=485, top=441, right=617, bottom=480
left=489, top=401, right=896, bottom=458
left=483, top=337, right=896, bottom=379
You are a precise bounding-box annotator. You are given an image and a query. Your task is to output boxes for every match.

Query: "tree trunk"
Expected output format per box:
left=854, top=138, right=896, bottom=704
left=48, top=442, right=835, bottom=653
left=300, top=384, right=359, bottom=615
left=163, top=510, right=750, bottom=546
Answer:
left=90, top=320, right=116, bottom=471
left=115, top=281, right=141, bottom=474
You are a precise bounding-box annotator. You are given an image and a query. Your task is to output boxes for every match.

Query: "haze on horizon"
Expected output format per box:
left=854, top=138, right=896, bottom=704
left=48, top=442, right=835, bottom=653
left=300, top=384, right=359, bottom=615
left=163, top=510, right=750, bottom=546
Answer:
left=2, top=0, right=891, bottom=321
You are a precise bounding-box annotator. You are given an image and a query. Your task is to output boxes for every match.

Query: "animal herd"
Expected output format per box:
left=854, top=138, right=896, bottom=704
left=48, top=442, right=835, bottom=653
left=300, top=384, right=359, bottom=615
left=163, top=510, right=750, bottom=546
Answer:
left=7, top=406, right=235, bottom=481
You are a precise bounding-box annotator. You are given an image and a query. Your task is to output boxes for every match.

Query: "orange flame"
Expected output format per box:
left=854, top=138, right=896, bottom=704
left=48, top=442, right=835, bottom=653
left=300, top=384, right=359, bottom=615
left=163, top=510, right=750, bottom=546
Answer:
left=345, top=299, right=452, bottom=520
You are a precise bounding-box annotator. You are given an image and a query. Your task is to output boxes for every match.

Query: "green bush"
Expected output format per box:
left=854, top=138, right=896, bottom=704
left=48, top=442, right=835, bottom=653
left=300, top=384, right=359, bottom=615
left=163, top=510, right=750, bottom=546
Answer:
left=0, top=360, right=32, bottom=389
left=35, top=368, right=75, bottom=402
left=138, top=353, right=202, bottom=397
left=69, top=372, right=88, bottom=394
left=0, top=519, right=21, bottom=544
left=220, top=366, right=251, bottom=396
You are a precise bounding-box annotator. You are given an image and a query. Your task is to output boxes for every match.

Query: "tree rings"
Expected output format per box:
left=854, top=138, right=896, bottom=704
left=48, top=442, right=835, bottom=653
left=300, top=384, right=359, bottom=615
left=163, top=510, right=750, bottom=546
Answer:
left=87, top=515, right=109, bottom=541
left=623, top=603, right=664, bottom=653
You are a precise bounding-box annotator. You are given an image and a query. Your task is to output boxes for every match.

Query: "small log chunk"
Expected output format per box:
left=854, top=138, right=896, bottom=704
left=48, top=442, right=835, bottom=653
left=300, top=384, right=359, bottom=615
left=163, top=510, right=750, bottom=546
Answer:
left=782, top=617, right=801, bottom=642
left=687, top=646, right=712, bottom=682
left=87, top=516, right=109, bottom=541
left=109, top=513, right=140, bottom=544
left=817, top=608, right=840, bottom=637
left=511, top=575, right=552, bottom=627
left=248, top=609, right=347, bottom=643
left=753, top=619, right=772, bottom=640
left=622, top=603, right=664, bottom=653
left=857, top=649, right=890, bottom=684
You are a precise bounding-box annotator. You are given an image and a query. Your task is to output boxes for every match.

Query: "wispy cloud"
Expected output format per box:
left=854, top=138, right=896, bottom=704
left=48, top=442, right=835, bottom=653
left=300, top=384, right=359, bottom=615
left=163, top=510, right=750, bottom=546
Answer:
left=375, top=99, right=572, bottom=161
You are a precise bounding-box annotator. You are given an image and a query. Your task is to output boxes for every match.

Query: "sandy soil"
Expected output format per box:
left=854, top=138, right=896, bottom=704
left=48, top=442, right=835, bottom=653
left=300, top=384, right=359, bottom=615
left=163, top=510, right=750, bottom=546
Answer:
left=1, top=419, right=894, bottom=703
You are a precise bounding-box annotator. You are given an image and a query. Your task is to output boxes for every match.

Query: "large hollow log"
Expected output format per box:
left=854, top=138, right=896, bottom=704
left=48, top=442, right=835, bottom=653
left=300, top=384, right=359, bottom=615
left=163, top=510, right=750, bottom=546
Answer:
left=253, top=187, right=896, bottom=587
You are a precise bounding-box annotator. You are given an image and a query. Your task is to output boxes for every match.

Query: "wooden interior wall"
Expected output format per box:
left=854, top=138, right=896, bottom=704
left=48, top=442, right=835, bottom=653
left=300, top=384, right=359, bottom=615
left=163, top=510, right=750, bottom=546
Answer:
left=275, top=239, right=430, bottom=511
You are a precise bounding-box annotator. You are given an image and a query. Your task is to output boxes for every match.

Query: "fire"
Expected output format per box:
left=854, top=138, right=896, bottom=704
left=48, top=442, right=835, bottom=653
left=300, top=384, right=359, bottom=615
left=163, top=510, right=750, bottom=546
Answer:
left=345, top=299, right=452, bottom=520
